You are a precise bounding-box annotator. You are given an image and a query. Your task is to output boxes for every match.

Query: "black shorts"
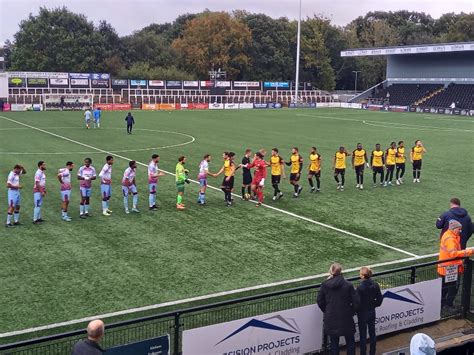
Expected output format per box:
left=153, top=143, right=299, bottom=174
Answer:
left=222, top=176, right=234, bottom=190
left=354, top=165, right=364, bottom=175
left=289, top=173, right=300, bottom=182
left=396, top=163, right=405, bottom=170
left=308, top=170, right=321, bottom=178
left=373, top=166, right=384, bottom=174
left=334, top=168, right=345, bottom=175
left=271, top=175, right=281, bottom=185
left=386, top=164, right=395, bottom=172
left=242, top=172, right=252, bottom=185
left=413, top=160, right=422, bottom=170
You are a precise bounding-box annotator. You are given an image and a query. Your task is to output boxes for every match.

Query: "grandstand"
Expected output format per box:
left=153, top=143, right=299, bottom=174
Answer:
left=343, top=42, right=474, bottom=114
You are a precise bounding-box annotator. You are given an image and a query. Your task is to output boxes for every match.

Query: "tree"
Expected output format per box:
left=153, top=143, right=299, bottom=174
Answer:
left=123, top=30, right=174, bottom=69
left=437, top=13, right=474, bottom=42
left=0, top=40, right=14, bottom=69
left=172, top=12, right=252, bottom=79
left=237, top=13, right=294, bottom=80
left=299, top=17, right=336, bottom=90
left=118, top=62, right=194, bottom=80
left=10, top=7, right=106, bottom=72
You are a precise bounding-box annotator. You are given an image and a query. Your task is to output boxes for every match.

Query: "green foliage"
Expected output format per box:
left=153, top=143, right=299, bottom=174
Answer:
left=171, top=12, right=252, bottom=79
left=4, top=7, right=473, bottom=88
left=118, top=62, right=195, bottom=80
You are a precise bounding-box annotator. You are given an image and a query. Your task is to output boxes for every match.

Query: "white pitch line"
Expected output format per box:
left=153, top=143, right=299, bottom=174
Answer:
left=0, top=115, right=417, bottom=258
left=296, top=113, right=474, bottom=133
left=0, top=252, right=440, bottom=338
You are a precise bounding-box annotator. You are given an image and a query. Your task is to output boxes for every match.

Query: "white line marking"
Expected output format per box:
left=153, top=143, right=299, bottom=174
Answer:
left=0, top=128, right=195, bottom=155
left=0, top=252, right=439, bottom=338
left=296, top=113, right=474, bottom=133
left=0, top=115, right=417, bottom=258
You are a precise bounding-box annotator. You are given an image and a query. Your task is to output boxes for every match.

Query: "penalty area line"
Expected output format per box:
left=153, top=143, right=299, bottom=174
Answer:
left=0, top=115, right=418, bottom=258
left=0, top=252, right=438, bottom=338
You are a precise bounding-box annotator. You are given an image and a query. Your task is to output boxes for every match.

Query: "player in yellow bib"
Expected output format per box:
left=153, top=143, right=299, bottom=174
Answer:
left=285, top=147, right=303, bottom=197
left=370, top=143, right=385, bottom=187
left=333, top=146, right=349, bottom=191
left=395, top=140, right=406, bottom=185
left=308, top=147, right=321, bottom=193
left=269, top=148, right=285, bottom=200
left=384, top=142, right=397, bottom=186
left=410, top=140, right=426, bottom=183
left=351, top=143, right=369, bottom=190
left=214, top=152, right=236, bottom=207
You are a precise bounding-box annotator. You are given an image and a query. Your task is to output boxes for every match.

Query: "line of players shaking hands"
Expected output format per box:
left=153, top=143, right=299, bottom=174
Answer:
left=207, top=139, right=427, bottom=208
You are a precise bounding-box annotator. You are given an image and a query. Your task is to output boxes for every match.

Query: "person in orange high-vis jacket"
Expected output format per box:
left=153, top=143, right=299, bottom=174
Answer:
left=438, top=219, right=474, bottom=308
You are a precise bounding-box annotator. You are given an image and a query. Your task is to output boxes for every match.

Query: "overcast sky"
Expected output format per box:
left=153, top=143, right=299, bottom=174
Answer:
left=0, top=0, right=472, bottom=43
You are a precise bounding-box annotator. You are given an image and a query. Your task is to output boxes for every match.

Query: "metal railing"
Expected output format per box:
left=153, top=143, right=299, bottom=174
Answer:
left=0, top=257, right=472, bottom=355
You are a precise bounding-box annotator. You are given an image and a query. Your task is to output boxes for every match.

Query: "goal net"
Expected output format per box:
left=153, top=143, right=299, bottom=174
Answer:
left=43, top=94, right=93, bottom=111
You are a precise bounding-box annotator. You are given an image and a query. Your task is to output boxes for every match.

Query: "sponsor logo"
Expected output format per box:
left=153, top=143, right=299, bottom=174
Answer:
left=217, top=315, right=301, bottom=345
left=148, top=80, right=164, bottom=87
left=383, top=288, right=424, bottom=305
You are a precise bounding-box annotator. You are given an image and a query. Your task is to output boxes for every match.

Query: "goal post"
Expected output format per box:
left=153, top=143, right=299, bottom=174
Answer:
left=42, top=94, right=93, bottom=111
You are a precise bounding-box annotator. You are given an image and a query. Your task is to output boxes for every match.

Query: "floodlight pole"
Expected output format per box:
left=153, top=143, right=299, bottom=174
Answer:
left=352, top=70, right=361, bottom=95
left=294, top=0, right=302, bottom=105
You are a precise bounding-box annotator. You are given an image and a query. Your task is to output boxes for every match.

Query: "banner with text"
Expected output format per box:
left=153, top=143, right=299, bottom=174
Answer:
left=130, top=80, right=147, bottom=87
left=148, top=80, right=165, bottom=87
left=263, top=81, right=289, bottom=89
left=183, top=81, right=199, bottom=88
left=372, top=279, right=441, bottom=336
left=233, top=81, right=260, bottom=88
left=105, top=335, right=169, bottom=355
left=182, top=304, right=323, bottom=355
left=70, top=79, right=90, bottom=87
left=8, top=71, right=68, bottom=79
left=49, top=78, right=69, bottom=87
left=27, top=78, right=48, bottom=87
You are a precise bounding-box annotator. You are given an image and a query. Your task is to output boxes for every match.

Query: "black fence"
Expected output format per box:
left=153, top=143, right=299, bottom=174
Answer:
left=0, top=257, right=472, bottom=355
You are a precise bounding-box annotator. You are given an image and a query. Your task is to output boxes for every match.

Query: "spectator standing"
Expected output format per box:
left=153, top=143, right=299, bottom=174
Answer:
left=356, top=267, right=383, bottom=355
left=317, top=263, right=360, bottom=355
left=71, top=319, right=105, bottom=354
left=125, top=112, right=135, bottom=134
left=436, top=198, right=473, bottom=249
left=438, top=220, right=474, bottom=308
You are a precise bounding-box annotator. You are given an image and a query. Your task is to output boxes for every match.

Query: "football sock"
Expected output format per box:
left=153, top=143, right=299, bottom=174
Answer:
left=133, top=194, right=138, bottom=208
left=308, top=178, right=314, bottom=187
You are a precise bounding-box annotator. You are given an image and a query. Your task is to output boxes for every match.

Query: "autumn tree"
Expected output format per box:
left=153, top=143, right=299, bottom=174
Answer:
left=172, top=12, right=252, bottom=79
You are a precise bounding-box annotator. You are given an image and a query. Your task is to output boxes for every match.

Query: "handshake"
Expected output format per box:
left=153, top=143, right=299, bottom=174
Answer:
left=184, top=169, right=190, bottom=184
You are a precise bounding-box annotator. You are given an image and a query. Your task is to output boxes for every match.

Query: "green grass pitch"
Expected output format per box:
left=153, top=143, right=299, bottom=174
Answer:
left=0, top=108, right=472, bottom=336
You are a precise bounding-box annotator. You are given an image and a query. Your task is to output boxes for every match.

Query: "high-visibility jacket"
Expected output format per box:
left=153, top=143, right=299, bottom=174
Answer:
left=438, top=230, right=472, bottom=276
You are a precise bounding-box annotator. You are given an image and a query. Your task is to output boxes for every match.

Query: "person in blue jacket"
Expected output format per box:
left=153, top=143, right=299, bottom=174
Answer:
left=436, top=197, right=473, bottom=249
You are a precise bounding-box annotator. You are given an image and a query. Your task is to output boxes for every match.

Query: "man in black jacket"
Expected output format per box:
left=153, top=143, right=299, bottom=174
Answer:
left=125, top=112, right=135, bottom=134
left=71, top=320, right=105, bottom=354
left=317, top=263, right=360, bottom=355
left=436, top=198, right=473, bottom=249
left=356, top=267, right=383, bottom=355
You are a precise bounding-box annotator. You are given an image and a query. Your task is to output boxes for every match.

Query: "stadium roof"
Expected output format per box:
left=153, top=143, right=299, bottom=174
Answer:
left=341, top=41, right=474, bottom=57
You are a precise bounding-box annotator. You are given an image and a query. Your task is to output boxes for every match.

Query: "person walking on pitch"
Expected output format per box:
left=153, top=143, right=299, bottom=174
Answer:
left=352, top=143, right=369, bottom=190
left=125, top=112, right=135, bottom=134
left=333, top=146, right=349, bottom=191
left=286, top=147, right=303, bottom=197
left=308, top=147, right=322, bottom=192
left=269, top=148, right=285, bottom=200
left=395, top=140, right=406, bottom=185
left=240, top=149, right=253, bottom=200
left=384, top=142, right=397, bottom=186
left=371, top=144, right=385, bottom=187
